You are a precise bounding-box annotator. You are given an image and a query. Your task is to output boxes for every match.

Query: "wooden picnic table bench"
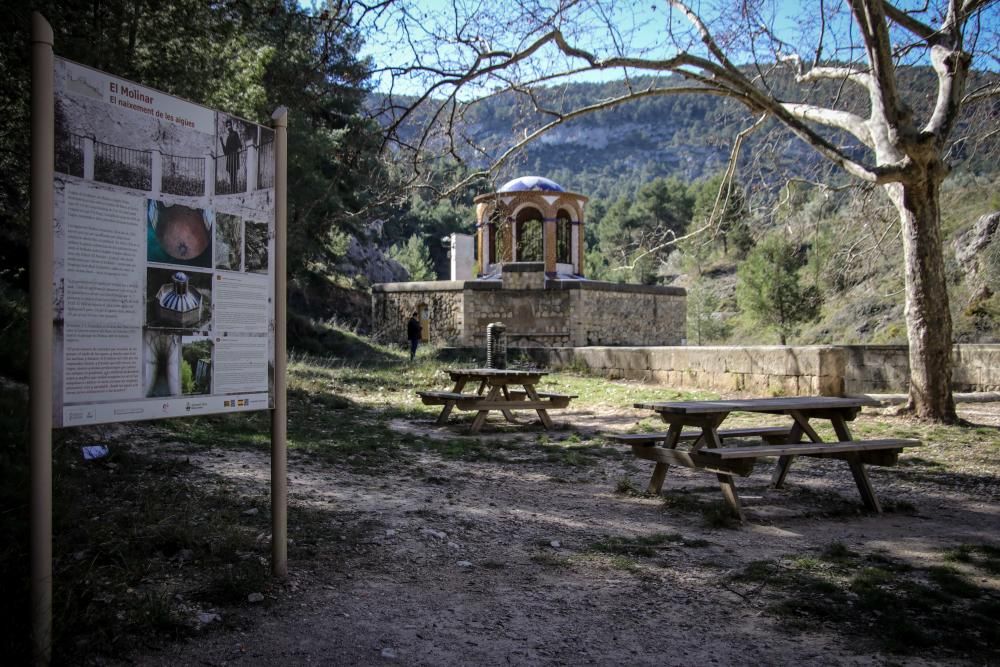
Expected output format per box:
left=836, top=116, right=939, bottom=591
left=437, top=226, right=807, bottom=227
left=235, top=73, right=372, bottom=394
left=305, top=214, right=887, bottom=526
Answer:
left=629, top=396, right=921, bottom=521
left=605, top=425, right=794, bottom=446
left=418, top=368, right=576, bottom=433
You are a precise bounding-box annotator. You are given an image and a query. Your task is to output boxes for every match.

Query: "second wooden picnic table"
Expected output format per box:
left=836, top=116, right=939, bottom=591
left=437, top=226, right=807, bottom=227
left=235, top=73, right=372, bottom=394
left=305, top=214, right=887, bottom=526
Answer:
left=418, top=368, right=575, bottom=434
left=622, top=396, right=920, bottom=520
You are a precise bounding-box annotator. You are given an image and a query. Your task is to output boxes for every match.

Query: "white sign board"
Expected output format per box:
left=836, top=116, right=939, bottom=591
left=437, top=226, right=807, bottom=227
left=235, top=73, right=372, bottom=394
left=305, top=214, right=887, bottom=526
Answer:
left=52, top=58, right=276, bottom=427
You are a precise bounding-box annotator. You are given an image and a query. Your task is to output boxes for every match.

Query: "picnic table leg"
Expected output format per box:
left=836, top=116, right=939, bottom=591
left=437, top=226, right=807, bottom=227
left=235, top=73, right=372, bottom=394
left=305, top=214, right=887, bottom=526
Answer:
left=829, top=413, right=854, bottom=441
left=647, top=463, right=669, bottom=495
left=771, top=421, right=804, bottom=487
left=845, top=452, right=882, bottom=512
left=828, top=413, right=881, bottom=511
left=717, top=473, right=745, bottom=522
left=644, top=423, right=684, bottom=494
left=499, top=385, right=518, bottom=423
left=771, top=456, right=792, bottom=487
left=771, top=414, right=821, bottom=488
left=692, top=414, right=727, bottom=452
left=469, top=385, right=501, bottom=434
left=523, top=384, right=554, bottom=429
left=436, top=378, right=468, bottom=425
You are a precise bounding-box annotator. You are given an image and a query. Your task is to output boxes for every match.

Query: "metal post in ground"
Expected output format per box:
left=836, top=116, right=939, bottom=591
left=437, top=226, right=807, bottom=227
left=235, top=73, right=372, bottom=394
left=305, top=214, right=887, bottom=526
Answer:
left=30, top=11, right=55, bottom=666
left=270, top=107, right=288, bottom=578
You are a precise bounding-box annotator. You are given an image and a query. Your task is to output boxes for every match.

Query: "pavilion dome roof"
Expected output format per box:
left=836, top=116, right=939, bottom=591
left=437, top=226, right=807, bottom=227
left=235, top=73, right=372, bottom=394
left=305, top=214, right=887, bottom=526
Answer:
left=497, top=175, right=565, bottom=193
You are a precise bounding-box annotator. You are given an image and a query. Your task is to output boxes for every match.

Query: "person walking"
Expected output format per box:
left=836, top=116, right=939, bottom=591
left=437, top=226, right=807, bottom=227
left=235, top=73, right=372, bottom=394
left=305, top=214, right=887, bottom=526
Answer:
left=220, top=120, right=243, bottom=193
left=407, top=311, right=422, bottom=361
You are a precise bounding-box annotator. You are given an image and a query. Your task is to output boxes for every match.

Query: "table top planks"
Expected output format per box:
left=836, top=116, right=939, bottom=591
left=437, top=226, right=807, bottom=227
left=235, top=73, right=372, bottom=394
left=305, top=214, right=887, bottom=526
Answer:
left=447, top=368, right=548, bottom=381
left=634, top=396, right=879, bottom=414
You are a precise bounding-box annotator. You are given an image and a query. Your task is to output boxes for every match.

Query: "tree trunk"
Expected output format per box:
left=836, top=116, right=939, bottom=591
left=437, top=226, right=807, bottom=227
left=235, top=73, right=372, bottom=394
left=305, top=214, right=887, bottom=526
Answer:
left=884, top=173, right=957, bottom=422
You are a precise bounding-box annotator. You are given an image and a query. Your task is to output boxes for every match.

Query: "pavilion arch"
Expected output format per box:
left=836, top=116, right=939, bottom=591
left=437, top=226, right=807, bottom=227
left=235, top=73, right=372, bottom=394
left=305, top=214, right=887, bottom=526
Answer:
left=473, top=176, right=589, bottom=277
left=514, top=206, right=544, bottom=262
left=555, top=208, right=574, bottom=265
left=488, top=209, right=513, bottom=264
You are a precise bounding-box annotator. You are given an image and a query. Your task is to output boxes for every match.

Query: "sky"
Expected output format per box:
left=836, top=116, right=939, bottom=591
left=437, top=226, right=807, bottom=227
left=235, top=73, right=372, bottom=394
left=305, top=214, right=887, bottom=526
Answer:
left=302, top=0, right=999, bottom=95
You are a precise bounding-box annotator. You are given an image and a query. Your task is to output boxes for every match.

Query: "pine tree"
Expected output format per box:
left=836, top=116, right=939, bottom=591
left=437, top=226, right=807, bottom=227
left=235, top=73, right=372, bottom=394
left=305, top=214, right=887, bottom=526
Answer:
left=389, top=235, right=435, bottom=281
left=736, top=235, right=820, bottom=345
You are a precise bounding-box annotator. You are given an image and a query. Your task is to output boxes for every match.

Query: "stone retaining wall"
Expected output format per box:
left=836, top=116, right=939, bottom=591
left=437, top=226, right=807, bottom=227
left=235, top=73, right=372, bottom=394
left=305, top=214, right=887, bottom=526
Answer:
left=525, top=344, right=1000, bottom=395
left=842, top=344, right=1000, bottom=393
left=372, top=263, right=686, bottom=348
left=533, top=346, right=845, bottom=395
left=370, top=281, right=465, bottom=345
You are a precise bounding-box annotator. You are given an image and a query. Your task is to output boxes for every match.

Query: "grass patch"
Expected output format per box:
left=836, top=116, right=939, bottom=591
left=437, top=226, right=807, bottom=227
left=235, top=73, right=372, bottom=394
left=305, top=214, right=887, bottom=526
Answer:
left=3, top=434, right=274, bottom=662
left=530, top=552, right=571, bottom=568
left=591, top=533, right=710, bottom=558
left=661, top=491, right=740, bottom=528
left=3, top=339, right=998, bottom=661
left=730, top=541, right=1000, bottom=660
left=944, top=543, right=1000, bottom=574
left=614, top=477, right=643, bottom=496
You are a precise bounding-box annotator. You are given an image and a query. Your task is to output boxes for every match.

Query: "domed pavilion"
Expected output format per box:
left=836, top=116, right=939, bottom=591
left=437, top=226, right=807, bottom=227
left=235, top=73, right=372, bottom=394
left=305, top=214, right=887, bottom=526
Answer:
left=372, top=176, right=686, bottom=350
left=473, top=176, right=588, bottom=278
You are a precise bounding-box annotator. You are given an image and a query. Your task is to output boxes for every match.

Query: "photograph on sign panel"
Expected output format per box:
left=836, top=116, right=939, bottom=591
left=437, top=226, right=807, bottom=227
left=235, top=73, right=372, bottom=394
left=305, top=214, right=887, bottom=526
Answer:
left=145, top=267, right=213, bottom=332
left=181, top=335, right=213, bottom=395
left=214, top=213, right=242, bottom=271
left=143, top=331, right=181, bottom=398
left=216, top=113, right=255, bottom=196
left=53, top=100, right=153, bottom=190
left=257, top=126, right=275, bottom=190
left=147, top=200, right=214, bottom=268
left=161, top=151, right=207, bottom=197
left=244, top=221, right=270, bottom=274
left=51, top=58, right=277, bottom=427
left=54, top=59, right=217, bottom=197
left=54, top=102, right=85, bottom=178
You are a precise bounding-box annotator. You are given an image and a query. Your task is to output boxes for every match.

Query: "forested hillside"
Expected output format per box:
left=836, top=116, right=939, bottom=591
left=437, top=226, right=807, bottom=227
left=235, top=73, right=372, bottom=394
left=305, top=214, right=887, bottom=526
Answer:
left=1, top=3, right=997, bottom=383
left=403, top=71, right=1000, bottom=347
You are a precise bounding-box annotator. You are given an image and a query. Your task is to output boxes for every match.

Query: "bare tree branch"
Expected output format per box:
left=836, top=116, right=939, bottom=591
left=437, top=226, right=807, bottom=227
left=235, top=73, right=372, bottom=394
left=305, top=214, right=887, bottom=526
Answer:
left=782, top=103, right=873, bottom=146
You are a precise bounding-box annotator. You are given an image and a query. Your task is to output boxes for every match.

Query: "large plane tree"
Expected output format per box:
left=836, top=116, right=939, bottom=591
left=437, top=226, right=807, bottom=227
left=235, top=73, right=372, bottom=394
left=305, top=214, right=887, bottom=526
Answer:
left=363, top=0, right=999, bottom=421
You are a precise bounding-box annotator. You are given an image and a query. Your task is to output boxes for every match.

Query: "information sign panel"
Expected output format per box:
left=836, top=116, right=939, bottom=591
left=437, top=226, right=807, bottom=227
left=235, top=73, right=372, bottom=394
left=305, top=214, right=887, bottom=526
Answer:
left=52, top=58, right=276, bottom=426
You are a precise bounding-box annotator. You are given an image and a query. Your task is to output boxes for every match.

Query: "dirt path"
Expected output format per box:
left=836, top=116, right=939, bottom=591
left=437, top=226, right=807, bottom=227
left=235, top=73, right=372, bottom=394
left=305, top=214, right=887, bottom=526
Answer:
left=126, top=403, right=1000, bottom=666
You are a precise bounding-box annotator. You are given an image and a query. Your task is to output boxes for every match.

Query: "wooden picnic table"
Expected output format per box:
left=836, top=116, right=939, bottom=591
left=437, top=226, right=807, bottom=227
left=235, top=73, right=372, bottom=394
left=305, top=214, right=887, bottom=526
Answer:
left=418, top=368, right=575, bottom=434
left=624, top=396, right=920, bottom=520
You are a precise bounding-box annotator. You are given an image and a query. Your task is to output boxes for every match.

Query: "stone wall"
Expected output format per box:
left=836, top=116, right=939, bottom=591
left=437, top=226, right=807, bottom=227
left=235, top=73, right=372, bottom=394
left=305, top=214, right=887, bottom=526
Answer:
left=528, top=344, right=1000, bottom=395
left=370, top=282, right=464, bottom=345
left=534, top=346, right=845, bottom=395
left=843, top=344, right=1000, bottom=393
left=463, top=286, right=573, bottom=348
left=573, top=284, right=686, bottom=346
left=372, top=264, right=687, bottom=349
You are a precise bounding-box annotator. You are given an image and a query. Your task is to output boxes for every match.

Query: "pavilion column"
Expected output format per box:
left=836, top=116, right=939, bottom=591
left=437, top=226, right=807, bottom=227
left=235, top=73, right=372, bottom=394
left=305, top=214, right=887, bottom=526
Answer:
left=543, top=218, right=557, bottom=274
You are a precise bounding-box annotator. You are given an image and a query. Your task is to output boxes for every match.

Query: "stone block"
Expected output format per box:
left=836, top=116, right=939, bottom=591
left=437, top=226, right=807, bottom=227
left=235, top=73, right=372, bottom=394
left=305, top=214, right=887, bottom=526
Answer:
left=769, top=375, right=800, bottom=396
left=817, top=374, right=844, bottom=396
left=605, top=348, right=639, bottom=371
left=817, top=347, right=847, bottom=379
left=744, top=373, right=771, bottom=394
left=722, top=347, right=754, bottom=374
left=697, top=351, right=728, bottom=374
left=952, top=365, right=973, bottom=385
left=712, top=372, right=742, bottom=393
left=646, top=348, right=676, bottom=371
left=748, top=348, right=792, bottom=376
left=650, top=370, right=671, bottom=384
left=780, top=347, right=815, bottom=375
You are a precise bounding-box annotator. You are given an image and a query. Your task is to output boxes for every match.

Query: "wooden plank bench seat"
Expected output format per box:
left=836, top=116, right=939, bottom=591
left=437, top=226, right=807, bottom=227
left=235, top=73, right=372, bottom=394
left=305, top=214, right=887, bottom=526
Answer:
left=506, top=390, right=578, bottom=408
left=417, top=390, right=575, bottom=411
left=605, top=425, right=794, bottom=446
left=418, top=391, right=468, bottom=405
left=702, top=438, right=920, bottom=465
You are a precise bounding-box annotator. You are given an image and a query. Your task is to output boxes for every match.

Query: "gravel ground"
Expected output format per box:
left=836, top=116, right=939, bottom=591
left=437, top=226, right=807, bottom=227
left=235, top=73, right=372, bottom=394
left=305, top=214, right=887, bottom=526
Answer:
left=124, top=401, right=1000, bottom=666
